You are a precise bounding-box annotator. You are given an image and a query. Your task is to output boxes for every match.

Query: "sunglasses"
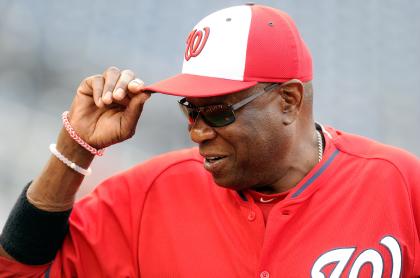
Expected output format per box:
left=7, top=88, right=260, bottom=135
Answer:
left=178, top=79, right=302, bottom=127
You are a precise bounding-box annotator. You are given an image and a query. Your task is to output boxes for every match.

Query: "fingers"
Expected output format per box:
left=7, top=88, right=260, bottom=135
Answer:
left=101, top=67, right=144, bottom=106
left=112, top=69, right=135, bottom=101
left=81, top=67, right=147, bottom=109
left=102, top=66, right=121, bottom=105
left=91, top=75, right=104, bottom=107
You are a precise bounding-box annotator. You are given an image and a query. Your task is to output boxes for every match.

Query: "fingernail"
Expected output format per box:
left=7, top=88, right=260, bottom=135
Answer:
left=132, top=79, right=144, bottom=87
left=103, top=91, right=112, bottom=104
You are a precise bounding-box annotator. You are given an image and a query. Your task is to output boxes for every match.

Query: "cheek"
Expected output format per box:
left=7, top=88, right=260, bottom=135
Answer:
left=228, top=122, right=269, bottom=168
left=234, top=113, right=289, bottom=167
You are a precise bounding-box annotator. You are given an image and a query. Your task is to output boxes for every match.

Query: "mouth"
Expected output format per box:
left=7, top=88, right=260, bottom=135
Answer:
left=205, top=156, right=226, bottom=163
left=202, top=154, right=228, bottom=173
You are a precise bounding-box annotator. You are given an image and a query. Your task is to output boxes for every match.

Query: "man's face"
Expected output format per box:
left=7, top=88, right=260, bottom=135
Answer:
left=186, top=84, right=294, bottom=191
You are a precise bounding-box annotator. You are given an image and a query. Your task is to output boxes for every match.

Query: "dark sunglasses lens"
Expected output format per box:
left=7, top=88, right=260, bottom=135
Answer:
left=202, top=105, right=235, bottom=127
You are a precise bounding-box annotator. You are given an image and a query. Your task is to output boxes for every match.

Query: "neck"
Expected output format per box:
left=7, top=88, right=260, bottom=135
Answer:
left=254, top=122, right=320, bottom=194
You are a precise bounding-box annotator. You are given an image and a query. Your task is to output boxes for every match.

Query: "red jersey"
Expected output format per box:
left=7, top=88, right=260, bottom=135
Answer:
left=1, top=126, right=419, bottom=277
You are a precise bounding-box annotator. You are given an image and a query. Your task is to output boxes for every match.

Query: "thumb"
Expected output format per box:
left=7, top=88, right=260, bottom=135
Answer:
left=127, top=78, right=145, bottom=94
left=122, top=91, right=151, bottom=129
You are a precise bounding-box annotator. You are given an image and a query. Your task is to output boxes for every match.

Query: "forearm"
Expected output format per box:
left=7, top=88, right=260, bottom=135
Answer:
left=0, top=128, right=94, bottom=263
left=27, top=128, right=94, bottom=211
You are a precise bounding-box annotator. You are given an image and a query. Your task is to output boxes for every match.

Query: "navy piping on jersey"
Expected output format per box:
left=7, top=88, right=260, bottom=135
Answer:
left=237, top=148, right=340, bottom=202
left=238, top=191, right=247, bottom=201
left=44, top=266, right=51, bottom=278
left=291, top=149, right=340, bottom=198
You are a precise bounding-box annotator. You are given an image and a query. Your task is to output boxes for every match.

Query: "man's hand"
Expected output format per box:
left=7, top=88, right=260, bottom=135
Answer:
left=26, top=66, right=151, bottom=211
left=68, top=66, right=150, bottom=149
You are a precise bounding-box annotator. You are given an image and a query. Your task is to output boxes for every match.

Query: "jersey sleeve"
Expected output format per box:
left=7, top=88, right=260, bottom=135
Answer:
left=408, top=156, right=420, bottom=275
left=0, top=164, right=148, bottom=278
left=0, top=148, right=197, bottom=278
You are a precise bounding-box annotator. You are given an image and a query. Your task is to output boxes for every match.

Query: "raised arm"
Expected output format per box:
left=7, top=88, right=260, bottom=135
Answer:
left=0, top=67, right=150, bottom=264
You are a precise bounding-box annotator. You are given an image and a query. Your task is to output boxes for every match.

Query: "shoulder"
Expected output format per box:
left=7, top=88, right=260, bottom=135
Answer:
left=326, top=126, right=419, bottom=164
left=325, top=125, right=419, bottom=183
left=104, top=147, right=203, bottom=190
left=74, top=147, right=204, bottom=211
left=130, top=147, right=204, bottom=183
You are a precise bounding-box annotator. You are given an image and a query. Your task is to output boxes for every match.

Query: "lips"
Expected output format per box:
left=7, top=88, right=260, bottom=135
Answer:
left=205, top=156, right=226, bottom=163
left=200, top=152, right=229, bottom=173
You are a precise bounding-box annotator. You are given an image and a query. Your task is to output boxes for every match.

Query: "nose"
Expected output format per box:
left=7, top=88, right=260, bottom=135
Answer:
left=189, top=116, right=217, bottom=144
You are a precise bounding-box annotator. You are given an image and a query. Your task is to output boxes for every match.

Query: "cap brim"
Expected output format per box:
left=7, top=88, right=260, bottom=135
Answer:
left=144, top=73, right=258, bottom=97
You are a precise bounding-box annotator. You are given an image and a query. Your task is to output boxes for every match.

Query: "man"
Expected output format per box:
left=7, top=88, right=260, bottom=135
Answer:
left=0, top=4, right=419, bottom=277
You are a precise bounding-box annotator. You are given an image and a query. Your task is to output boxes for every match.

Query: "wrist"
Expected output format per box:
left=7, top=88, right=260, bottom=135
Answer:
left=57, top=128, right=95, bottom=169
left=62, top=111, right=104, bottom=156
left=26, top=129, right=95, bottom=211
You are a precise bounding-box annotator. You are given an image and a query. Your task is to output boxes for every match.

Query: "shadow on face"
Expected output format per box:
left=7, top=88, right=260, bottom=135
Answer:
left=184, top=81, right=314, bottom=192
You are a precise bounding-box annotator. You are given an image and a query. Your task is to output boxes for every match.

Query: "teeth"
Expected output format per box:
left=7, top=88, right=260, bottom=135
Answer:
left=206, top=156, right=222, bottom=162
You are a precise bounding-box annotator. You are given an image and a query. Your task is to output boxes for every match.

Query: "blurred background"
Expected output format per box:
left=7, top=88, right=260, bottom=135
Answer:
left=1, top=0, right=419, bottom=228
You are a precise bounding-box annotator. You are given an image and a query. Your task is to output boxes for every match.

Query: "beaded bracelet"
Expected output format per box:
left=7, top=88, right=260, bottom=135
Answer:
left=62, top=111, right=104, bottom=156
left=49, top=144, right=92, bottom=176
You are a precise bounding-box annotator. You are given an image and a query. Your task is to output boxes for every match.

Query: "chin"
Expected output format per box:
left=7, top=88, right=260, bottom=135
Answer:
left=211, top=175, right=248, bottom=191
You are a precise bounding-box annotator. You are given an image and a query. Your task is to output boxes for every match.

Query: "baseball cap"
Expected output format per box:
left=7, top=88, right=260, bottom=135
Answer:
left=144, top=4, right=312, bottom=97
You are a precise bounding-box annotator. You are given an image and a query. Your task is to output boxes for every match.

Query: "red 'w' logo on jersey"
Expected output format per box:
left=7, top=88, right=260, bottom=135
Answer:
left=185, top=27, right=210, bottom=61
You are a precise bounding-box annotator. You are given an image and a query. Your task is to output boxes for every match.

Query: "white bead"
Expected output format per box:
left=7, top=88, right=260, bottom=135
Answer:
left=49, top=144, right=92, bottom=176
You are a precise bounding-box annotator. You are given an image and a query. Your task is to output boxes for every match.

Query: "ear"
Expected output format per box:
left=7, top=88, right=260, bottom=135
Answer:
left=277, top=82, right=304, bottom=125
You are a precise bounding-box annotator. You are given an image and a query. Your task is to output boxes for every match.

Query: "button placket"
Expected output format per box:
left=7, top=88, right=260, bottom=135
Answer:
left=260, top=270, right=270, bottom=278
left=281, top=209, right=291, bottom=215
left=240, top=191, right=264, bottom=225
left=270, top=200, right=298, bottom=219
left=248, top=210, right=256, bottom=221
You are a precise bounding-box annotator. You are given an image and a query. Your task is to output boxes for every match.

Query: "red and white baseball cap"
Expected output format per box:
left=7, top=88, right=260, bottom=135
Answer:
left=145, top=4, right=312, bottom=97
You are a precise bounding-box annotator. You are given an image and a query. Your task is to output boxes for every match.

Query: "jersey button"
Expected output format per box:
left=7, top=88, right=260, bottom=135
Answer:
left=282, top=210, right=291, bottom=215
left=260, top=270, right=270, bottom=278
left=247, top=211, right=256, bottom=221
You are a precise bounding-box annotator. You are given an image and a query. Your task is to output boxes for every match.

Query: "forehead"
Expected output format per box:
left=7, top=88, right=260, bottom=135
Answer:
left=185, top=83, right=267, bottom=106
